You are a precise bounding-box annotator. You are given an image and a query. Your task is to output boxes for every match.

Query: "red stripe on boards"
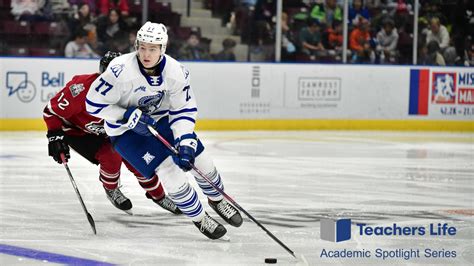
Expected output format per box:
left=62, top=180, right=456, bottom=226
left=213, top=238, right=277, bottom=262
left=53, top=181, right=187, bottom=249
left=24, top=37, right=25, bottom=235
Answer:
left=418, top=69, right=430, bottom=115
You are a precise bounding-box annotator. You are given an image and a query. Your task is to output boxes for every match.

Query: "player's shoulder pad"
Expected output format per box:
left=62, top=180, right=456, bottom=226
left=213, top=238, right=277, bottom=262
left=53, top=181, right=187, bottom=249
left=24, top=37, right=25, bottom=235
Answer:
left=163, top=54, right=190, bottom=83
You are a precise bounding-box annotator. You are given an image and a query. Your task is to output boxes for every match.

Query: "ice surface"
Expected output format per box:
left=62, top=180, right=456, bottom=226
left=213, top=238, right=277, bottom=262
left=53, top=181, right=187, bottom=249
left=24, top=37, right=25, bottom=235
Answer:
left=0, top=131, right=473, bottom=265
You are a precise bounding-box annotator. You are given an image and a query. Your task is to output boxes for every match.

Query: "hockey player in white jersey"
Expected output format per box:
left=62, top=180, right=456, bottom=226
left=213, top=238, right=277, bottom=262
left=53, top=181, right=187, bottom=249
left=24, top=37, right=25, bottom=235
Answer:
left=86, top=21, right=242, bottom=240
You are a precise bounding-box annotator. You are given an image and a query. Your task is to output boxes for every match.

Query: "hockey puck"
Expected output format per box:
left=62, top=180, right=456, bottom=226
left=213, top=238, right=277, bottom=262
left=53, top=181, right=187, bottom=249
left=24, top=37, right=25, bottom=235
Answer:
left=264, top=258, right=277, bottom=264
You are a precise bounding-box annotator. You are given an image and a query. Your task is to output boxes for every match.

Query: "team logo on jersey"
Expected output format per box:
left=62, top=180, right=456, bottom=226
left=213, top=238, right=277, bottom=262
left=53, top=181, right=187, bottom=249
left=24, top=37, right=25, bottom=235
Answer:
left=69, top=83, right=85, bottom=97
left=111, top=64, right=125, bottom=78
left=138, top=92, right=165, bottom=114
left=181, top=65, right=189, bottom=79
left=150, top=76, right=163, bottom=86
left=134, top=86, right=146, bottom=93
left=85, top=121, right=105, bottom=135
left=142, top=152, right=155, bottom=165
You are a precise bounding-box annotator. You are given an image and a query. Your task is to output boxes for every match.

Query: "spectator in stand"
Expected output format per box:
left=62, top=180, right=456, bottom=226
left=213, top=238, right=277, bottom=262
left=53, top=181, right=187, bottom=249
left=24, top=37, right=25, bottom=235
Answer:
left=396, top=22, right=413, bottom=64
left=251, top=0, right=275, bottom=49
left=69, top=0, right=97, bottom=15
left=99, top=0, right=129, bottom=17
left=163, top=26, right=180, bottom=59
left=376, top=19, right=399, bottom=63
left=420, top=40, right=446, bottom=66
left=68, top=3, right=96, bottom=41
left=327, top=20, right=343, bottom=49
left=327, top=19, right=343, bottom=60
left=64, top=28, right=100, bottom=58
left=121, top=30, right=137, bottom=53
left=299, top=19, right=326, bottom=59
left=443, top=45, right=458, bottom=65
left=365, top=0, right=383, bottom=9
left=254, top=0, right=275, bottom=25
left=426, top=17, right=450, bottom=51
left=96, top=8, right=128, bottom=53
left=46, top=0, right=70, bottom=16
left=350, top=18, right=375, bottom=63
left=420, top=1, right=447, bottom=26
left=281, top=12, right=296, bottom=60
left=451, top=0, right=474, bottom=65
left=349, top=0, right=370, bottom=26
left=310, top=0, right=342, bottom=27
left=178, top=32, right=211, bottom=61
left=214, top=38, right=237, bottom=61
left=10, top=0, right=46, bottom=21
left=385, top=0, right=412, bottom=17
left=468, top=40, right=474, bottom=66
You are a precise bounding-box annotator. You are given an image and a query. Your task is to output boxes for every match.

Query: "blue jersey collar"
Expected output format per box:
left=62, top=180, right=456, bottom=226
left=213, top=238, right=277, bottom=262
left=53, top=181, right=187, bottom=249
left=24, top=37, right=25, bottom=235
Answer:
left=138, top=55, right=167, bottom=86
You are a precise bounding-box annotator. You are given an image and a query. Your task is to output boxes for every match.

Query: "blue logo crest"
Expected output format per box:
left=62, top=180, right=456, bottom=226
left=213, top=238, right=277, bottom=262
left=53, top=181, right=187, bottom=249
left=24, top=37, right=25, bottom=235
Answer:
left=149, top=75, right=162, bottom=86
left=111, top=64, right=124, bottom=78
left=138, top=91, right=165, bottom=114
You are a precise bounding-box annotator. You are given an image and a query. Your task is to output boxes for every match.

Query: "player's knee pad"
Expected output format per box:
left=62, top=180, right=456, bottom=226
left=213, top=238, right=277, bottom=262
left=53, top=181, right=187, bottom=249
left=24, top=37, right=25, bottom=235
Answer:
left=156, top=157, right=189, bottom=194
left=192, top=150, right=216, bottom=176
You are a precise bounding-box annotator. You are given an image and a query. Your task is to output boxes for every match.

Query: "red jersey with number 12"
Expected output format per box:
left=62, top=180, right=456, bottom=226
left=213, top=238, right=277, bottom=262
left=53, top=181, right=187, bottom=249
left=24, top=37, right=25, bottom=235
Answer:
left=43, top=73, right=105, bottom=136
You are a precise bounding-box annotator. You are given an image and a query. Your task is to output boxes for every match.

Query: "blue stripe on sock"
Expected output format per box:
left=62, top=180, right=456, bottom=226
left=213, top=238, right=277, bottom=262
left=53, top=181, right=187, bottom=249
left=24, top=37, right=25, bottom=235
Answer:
left=170, top=184, right=191, bottom=200
left=196, top=174, right=224, bottom=196
left=175, top=190, right=198, bottom=209
left=202, top=190, right=220, bottom=197
left=186, top=204, right=203, bottom=217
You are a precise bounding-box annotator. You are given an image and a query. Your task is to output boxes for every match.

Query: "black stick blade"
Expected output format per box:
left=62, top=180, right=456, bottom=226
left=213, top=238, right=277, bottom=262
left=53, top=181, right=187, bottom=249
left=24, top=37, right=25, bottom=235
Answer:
left=87, top=213, right=96, bottom=235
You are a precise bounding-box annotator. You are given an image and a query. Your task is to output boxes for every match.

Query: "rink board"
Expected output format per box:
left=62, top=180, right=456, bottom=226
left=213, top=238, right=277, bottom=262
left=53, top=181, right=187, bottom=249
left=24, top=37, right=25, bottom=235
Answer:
left=1, top=57, right=473, bottom=131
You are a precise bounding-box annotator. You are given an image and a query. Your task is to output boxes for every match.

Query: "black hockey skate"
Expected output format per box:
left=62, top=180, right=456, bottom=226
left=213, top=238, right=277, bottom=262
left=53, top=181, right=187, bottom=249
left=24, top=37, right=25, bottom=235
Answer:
left=105, top=187, right=132, bottom=215
left=145, top=192, right=182, bottom=215
left=193, top=212, right=227, bottom=240
left=209, top=198, right=243, bottom=227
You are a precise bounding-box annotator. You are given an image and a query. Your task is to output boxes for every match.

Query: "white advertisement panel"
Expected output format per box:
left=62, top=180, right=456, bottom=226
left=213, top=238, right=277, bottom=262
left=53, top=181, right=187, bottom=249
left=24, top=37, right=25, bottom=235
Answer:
left=187, top=63, right=410, bottom=119
left=0, top=58, right=97, bottom=118
left=186, top=63, right=473, bottom=121
left=1, top=57, right=472, bottom=121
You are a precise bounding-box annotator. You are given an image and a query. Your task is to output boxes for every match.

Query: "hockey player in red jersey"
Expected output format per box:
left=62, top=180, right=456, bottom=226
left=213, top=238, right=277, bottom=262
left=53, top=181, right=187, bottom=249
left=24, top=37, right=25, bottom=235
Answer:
left=43, top=51, right=181, bottom=215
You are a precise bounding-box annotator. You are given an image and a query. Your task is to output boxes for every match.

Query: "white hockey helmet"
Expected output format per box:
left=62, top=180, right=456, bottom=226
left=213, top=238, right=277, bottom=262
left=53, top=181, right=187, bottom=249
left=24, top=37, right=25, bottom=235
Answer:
left=135, top=21, right=168, bottom=54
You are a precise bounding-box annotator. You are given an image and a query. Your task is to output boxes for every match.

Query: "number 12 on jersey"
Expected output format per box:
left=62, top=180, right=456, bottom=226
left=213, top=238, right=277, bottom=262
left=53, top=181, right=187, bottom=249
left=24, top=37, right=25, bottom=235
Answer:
left=94, top=77, right=113, bottom=96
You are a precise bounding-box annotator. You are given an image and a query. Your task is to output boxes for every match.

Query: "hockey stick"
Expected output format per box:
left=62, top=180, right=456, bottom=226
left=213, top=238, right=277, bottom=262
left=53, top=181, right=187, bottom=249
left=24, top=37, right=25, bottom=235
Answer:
left=147, top=125, right=296, bottom=258
left=60, top=153, right=97, bottom=235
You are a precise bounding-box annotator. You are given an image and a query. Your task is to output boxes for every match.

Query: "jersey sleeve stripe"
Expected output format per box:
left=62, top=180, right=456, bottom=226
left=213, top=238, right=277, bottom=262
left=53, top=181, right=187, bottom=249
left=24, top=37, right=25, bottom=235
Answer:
left=106, top=121, right=122, bottom=128
left=88, top=107, right=105, bottom=115
left=169, top=107, right=197, bottom=115
left=151, top=110, right=169, bottom=116
left=46, top=101, right=67, bottom=120
left=46, top=102, right=59, bottom=116
left=169, top=116, right=196, bottom=125
left=85, top=98, right=109, bottom=108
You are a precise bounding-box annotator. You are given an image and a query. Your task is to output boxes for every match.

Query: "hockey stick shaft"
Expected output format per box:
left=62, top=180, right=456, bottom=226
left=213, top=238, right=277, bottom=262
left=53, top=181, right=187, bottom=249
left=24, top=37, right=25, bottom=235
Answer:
left=147, top=126, right=295, bottom=258
left=60, top=154, right=97, bottom=235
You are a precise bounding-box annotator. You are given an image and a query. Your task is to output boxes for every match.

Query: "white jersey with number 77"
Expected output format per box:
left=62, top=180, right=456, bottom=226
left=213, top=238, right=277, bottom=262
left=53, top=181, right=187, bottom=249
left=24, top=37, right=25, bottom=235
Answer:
left=85, top=52, right=197, bottom=139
